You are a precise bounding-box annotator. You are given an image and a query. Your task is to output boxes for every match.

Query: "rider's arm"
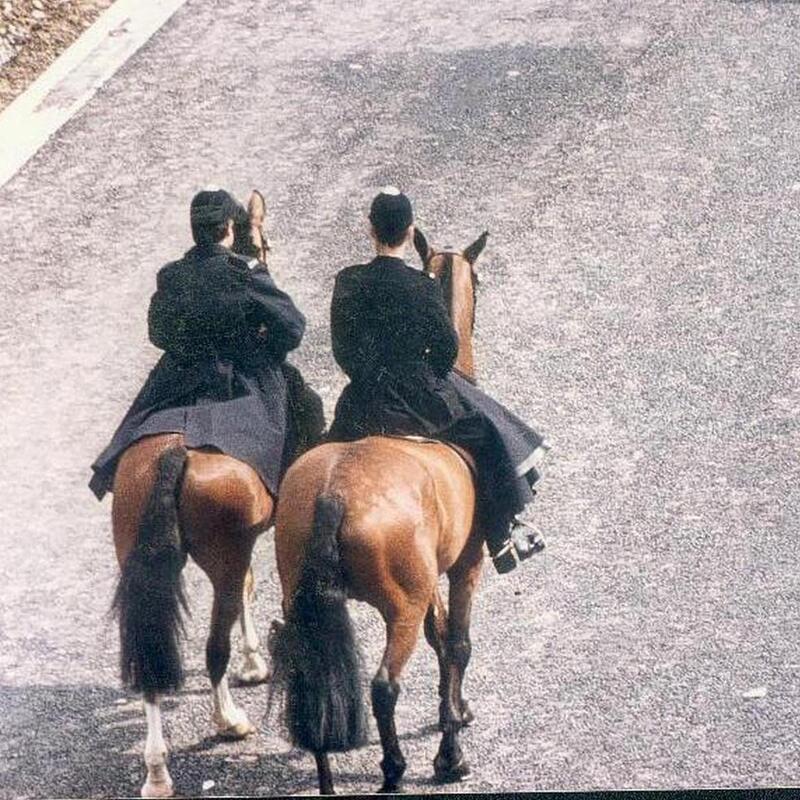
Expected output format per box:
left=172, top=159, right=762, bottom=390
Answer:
left=245, top=267, right=306, bottom=360
left=330, top=270, right=370, bottom=380
left=148, top=266, right=194, bottom=358
left=416, top=276, right=459, bottom=377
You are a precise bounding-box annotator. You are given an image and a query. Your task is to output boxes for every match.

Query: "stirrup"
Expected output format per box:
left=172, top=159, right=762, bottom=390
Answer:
left=491, top=540, right=520, bottom=575
left=491, top=527, right=545, bottom=575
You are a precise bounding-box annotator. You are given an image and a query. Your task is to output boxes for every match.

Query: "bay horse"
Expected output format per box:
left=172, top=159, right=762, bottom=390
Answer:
left=270, top=228, right=489, bottom=794
left=112, top=190, right=276, bottom=798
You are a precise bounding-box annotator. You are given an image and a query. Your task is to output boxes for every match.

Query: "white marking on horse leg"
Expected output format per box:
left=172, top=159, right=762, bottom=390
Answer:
left=236, top=579, right=270, bottom=685
left=211, top=674, right=255, bottom=739
left=141, top=698, right=174, bottom=798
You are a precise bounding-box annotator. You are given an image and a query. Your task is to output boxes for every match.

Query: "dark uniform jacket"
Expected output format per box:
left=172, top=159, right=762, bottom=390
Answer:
left=328, top=255, right=548, bottom=537
left=89, top=243, right=315, bottom=500
left=329, top=255, right=467, bottom=439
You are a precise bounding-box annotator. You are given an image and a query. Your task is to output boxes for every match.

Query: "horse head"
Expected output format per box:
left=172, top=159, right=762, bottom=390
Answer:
left=413, top=227, right=489, bottom=381
left=233, top=189, right=270, bottom=263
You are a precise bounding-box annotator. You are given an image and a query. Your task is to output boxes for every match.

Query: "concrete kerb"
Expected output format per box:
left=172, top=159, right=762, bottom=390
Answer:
left=0, top=0, right=190, bottom=190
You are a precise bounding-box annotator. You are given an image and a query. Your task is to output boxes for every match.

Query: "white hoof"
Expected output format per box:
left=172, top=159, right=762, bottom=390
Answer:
left=141, top=776, right=174, bottom=798
left=213, top=706, right=256, bottom=739
left=216, top=718, right=256, bottom=739
left=237, top=652, right=270, bottom=685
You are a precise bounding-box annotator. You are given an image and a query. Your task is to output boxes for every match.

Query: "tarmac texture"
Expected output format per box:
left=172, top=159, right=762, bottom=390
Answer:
left=0, top=0, right=799, bottom=796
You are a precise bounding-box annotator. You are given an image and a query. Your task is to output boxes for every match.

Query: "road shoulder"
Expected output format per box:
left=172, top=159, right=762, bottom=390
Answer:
left=0, top=0, right=188, bottom=189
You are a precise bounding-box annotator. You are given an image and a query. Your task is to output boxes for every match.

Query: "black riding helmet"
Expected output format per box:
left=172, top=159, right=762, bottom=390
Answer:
left=369, top=186, right=413, bottom=247
left=190, top=188, right=242, bottom=226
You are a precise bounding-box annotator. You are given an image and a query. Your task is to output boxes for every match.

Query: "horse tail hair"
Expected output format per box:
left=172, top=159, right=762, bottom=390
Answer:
left=112, top=445, right=189, bottom=695
left=270, top=494, right=367, bottom=753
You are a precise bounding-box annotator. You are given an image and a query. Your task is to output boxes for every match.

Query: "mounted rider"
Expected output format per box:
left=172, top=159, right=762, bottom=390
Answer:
left=328, top=187, right=548, bottom=573
left=89, top=188, right=324, bottom=501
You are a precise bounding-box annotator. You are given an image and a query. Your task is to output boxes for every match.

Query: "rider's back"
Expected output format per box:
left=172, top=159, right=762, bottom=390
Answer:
left=331, top=257, right=458, bottom=383
left=149, top=245, right=303, bottom=369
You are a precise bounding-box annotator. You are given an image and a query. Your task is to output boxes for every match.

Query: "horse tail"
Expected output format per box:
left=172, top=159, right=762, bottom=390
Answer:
left=112, top=445, right=189, bottom=695
left=271, top=494, right=368, bottom=753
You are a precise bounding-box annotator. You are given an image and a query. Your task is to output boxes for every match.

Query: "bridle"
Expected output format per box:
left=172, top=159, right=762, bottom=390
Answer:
left=423, top=250, right=480, bottom=333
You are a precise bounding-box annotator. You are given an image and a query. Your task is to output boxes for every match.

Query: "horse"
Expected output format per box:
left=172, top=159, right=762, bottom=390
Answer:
left=111, top=190, right=277, bottom=798
left=269, top=228, right=490, bottom=794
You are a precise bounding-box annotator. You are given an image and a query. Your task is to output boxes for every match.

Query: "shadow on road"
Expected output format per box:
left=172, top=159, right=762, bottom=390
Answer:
left=0, top=683, right=369, bottom=797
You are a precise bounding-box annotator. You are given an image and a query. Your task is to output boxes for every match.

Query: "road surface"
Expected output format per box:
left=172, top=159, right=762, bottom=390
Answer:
left=1, top=0, right=799, bottom=796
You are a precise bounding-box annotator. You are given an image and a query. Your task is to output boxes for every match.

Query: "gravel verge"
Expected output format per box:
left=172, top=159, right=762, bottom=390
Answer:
left=0, top=0, right=114, bottom=111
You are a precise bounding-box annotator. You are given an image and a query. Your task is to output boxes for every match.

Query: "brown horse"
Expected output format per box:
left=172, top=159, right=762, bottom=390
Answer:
left=270, top=228, right=489, bottom=794
left=111, top=191, right=276, bottom=798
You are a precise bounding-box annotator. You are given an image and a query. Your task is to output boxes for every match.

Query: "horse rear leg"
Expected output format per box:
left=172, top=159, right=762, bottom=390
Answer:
left=423, top=589, right=452, bottom=731
left=373, top=601, right=429, bottom=793
left=189, top=524, right=259, bottom=738
left=447, top=536, right=484, bottom=725
left=142, top=694, right=173, bottom=798
left=314, top=752, right=334, bottom=795
left=236, top=566, right=270, bottom=684
left=181, top=452, right=272, bottom=738
left=433, top=538, right=484, bottom=783
left=206, top=569, right=257, bottom=738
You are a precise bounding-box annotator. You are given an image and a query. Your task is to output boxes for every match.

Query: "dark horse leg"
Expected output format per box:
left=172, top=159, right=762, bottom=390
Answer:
left=314, top=752, right=334, bottom=795
left=424, top=586, right=476, bottom=729
left=433, top=536, right=484, bottom=782
left=373, top=603, right=429, bottom=793
left=424, top=589, right=454, bottom=731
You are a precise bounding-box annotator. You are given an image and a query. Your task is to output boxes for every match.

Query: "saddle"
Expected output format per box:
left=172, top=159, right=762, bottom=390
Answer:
left=386, top=434, right=477, bottom=480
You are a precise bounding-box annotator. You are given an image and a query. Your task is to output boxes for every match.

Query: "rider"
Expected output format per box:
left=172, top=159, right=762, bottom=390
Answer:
left=328, top=187, right=547, bottom=574
left=89, top=188, right=324, bottom=502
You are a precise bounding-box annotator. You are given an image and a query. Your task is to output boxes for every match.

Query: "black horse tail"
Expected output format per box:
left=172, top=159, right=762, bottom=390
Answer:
left=271, top=495, right=367, bottom=753
left=112, top=445, right=189, bottom=695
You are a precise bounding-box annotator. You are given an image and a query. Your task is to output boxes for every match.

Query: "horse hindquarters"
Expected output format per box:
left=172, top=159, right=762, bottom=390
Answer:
left=271, top=495, right=368, bottom=793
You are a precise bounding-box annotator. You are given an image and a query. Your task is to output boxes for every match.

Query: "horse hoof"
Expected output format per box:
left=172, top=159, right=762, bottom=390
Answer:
left=434, top=758, right=470, bottom=784
left=236, top=654, right=271, bottom=685
left=378, top=781, right=401, bottom=793
left=237, top=666, right=270, bottom=685
left=217, top=719, right=256, bottom=739
left=141, top=779, right=174, bottom=798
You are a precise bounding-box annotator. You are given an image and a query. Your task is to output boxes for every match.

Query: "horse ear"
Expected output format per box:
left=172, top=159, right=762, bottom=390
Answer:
left=247, top=190, right=266, bottom=226
left=414, top=227, right=432, bottom=265
left=463, top=231, right=489, bottom=265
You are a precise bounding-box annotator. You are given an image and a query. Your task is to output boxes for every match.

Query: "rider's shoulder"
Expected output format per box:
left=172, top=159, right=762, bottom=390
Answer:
left=155, top=258, right=184, bottom=285
left=335, top=262, right=371, bottom=284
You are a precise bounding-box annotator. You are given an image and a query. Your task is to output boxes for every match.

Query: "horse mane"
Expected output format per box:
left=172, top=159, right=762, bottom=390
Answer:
left=439, top=253, right=454, bottom=320
left=438, top=252, right=477, bottom=334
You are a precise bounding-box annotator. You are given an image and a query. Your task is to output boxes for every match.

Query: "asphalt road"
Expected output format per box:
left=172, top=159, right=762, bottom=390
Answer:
left=1, top=0, right=799, bottom=796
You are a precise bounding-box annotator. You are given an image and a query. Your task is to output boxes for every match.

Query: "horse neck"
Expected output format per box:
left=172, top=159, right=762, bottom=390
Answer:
left=439, top=255, right=476, bottom=380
